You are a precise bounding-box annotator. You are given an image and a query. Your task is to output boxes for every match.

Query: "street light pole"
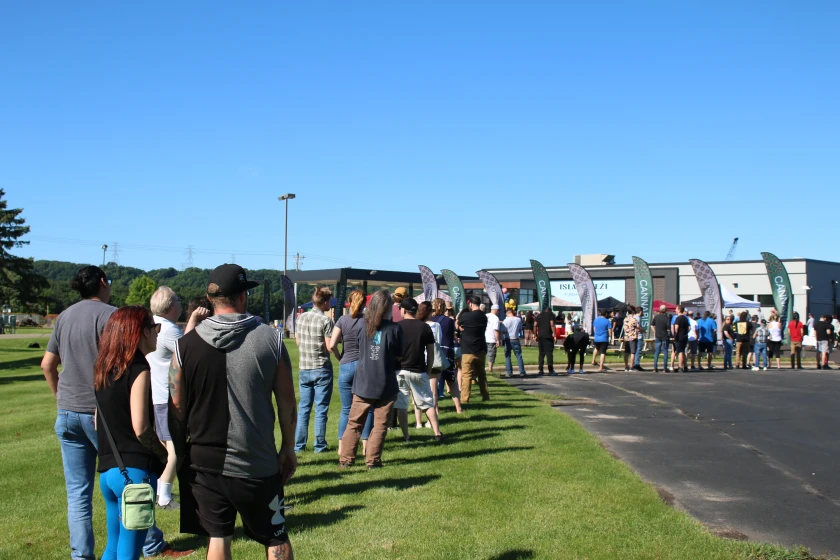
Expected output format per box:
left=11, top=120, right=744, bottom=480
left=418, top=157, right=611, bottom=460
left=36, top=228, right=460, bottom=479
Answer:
left=278, top=194, right=296, bottom=330
left=101, top=244, right=108, bottom=266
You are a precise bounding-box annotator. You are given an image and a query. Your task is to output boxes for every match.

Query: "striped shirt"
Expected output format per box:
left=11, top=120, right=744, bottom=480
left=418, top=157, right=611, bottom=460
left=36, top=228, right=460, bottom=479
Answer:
left=296, top=307, right=334, bottom=370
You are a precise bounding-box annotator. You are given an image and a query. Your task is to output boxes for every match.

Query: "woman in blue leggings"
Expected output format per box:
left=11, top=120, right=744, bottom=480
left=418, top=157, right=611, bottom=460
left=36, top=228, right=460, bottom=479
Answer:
left=94, top=307, right=167, bottom=560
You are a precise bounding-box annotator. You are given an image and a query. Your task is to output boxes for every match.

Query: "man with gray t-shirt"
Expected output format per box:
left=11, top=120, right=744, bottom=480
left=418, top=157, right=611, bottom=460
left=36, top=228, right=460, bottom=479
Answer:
left=41, top=266, right=191, bottom=560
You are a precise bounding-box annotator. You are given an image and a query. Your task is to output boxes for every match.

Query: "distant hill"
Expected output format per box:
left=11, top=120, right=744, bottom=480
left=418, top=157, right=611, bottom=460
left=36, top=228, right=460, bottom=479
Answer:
left=31, top=260, right=313, bottom=319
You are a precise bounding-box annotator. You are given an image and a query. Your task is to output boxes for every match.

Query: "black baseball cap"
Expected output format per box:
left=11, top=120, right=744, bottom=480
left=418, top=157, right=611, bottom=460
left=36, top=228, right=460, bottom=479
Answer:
left=207, top=264, right=259, bottom=296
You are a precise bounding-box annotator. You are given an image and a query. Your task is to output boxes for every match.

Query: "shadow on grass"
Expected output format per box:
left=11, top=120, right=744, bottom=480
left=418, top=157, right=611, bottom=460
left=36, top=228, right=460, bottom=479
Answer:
left=289, top=504, right=364, bottom=531
left=448, top=424, right=527, bottom=441
left=0, top=373, right=44, bottom=384
left=389, top=446, right=535, bottom=466
left=488, top=549, right=536, bottom=559
left=0, top=356, right=44, bottom=371
left=463, top=414, right=526, bottom=423
left=293, top=474, right=441, bottom=506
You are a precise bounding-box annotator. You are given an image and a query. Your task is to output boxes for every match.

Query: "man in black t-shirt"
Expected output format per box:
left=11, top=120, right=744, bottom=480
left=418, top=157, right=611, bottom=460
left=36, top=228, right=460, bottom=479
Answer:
left=815, top=315, right=834, bottom=370
left=733, top=311, right=753, bottom=369
left=395, top=298, right=443, bottom=440
left=651, top=305, right=671, bottom=372
left=672, top=305, right=690, bottom=373
left=457, top=295, right=490, bottom=403
left=534, top=310, right=557, bottom=375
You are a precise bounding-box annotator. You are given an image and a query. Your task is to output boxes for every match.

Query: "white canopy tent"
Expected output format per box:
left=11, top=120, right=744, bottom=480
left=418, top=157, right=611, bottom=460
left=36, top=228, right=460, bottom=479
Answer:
left=720, top=284, right=761, bottom=309
left=519, top=297, right=580, bottom=311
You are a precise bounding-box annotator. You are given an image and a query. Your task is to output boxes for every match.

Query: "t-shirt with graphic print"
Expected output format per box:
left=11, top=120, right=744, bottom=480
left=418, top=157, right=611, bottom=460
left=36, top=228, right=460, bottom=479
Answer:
left=353, top=320, right=402, bottom=401
left=623, top=315, right=639, bottom=341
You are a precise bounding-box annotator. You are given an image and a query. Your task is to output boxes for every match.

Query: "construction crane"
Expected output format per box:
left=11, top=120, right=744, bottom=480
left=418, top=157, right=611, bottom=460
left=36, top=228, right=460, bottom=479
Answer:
left=726, top=237, right=739, bottom=260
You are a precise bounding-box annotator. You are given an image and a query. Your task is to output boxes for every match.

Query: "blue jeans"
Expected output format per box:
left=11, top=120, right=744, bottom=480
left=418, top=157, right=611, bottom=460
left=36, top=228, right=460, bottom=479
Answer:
left=634, top=338, right=643, bottom=367
left=55, top=411, right=165, bottom=560
left=295, top=365, right=334, bottom=452
left=504, top=339, right=526, bottom=375
left=653, top=340, right=669, bottom=370
left=723, top=339, right=734, bottom=368
left=338, top=361, right=373, bottom=441
left=754, top=342, right=768, bottom=368
left=100, top=467, right=158, bottom=560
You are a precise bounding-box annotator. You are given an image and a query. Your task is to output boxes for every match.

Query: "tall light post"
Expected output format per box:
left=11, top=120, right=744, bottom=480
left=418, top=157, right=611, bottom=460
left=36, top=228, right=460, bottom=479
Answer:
left=278, top=194, right=296, bottom=330
left=101, top=244, right=108, bottom=266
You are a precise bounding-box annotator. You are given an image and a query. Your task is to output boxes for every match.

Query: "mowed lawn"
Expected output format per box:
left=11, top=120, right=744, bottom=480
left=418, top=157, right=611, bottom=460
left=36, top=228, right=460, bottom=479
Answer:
left=0, top=336, right=823, bottom=560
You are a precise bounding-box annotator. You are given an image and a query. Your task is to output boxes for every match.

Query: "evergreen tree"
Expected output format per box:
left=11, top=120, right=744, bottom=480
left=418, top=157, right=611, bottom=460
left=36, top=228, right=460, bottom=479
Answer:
left=0, top=189, right=48, bottom=311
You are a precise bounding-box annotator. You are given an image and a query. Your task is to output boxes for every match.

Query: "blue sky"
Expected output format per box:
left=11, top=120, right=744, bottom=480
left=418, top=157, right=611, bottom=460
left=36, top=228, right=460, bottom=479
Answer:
left=3, top=1, right=837, bottom=277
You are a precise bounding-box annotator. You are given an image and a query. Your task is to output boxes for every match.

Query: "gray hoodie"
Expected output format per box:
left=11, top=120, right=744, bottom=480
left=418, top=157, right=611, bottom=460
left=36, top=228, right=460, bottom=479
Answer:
left=191, top=313, right=283, bottom=477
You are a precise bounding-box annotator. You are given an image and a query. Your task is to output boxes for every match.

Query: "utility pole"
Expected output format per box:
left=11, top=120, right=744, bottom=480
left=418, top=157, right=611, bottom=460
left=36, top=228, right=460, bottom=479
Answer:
left=111, top=242, right=120, bottom=265
left=278, top=194, right=296, bottom=330
left=101, top=244, right=108, bottom=266
left=294, top=253, right=305, bottom=271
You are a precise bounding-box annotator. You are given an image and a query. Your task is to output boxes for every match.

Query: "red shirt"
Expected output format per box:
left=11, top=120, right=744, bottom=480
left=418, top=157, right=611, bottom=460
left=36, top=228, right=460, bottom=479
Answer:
left=788, top=320, right=804, bottom=342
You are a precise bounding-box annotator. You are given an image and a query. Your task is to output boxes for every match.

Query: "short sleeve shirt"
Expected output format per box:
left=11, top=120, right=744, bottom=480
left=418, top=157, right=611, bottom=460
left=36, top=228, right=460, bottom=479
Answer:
left=353, top=321, right=402, bottom=400
left=485, top=313, right=501, bottom=343
left=148, top=316, right=184, bottom=405
left=295, top=307, right=334, bottom=370
left=535, top=311, right=555, bottom=339
left=623, top=316, right=639, bottom=341
left=47, top=299, right=116, bottom=413
left=458, top=311, right=488, bottom=355
left=593, top=317, right=611, bottom=343
left=335, top=315, right=364, bottom=364
left=674, top=315, right=690, bottom=341
left=398, top=319, right=435, bottom=373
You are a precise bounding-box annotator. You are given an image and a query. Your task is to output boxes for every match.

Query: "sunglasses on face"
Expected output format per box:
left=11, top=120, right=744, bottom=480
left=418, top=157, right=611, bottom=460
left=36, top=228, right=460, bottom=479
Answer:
left=146, top=323, right=161, bottom=333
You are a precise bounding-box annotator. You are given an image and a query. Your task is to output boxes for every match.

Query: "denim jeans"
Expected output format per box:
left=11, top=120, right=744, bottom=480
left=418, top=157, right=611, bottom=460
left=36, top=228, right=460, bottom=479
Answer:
left=100, top=467, right=158, bottom=560
left=653, top=339, right=669, bottom=370
left=337, top=361, right=373, bottom=441
left=295, top=365, right=334, bottom=452
left=55, top=411, right=165, bottom=560
left=723, top=339, right=734, bottom=368
left=754, top=342, right=768, bottom=368
left=634, top=337, right=643, bottom=367
left=504, top=339, right=526, bottom=375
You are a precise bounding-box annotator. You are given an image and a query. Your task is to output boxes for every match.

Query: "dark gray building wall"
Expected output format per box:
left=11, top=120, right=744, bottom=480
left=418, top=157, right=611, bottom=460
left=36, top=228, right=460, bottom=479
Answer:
left=805, top=260, right=840, bottom=317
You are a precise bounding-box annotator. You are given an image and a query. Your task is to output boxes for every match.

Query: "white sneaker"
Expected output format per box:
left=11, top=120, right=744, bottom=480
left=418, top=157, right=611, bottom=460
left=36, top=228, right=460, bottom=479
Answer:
left=751, top=366, right=759, bottom=371
left=763, top=367, right=768, bottom=371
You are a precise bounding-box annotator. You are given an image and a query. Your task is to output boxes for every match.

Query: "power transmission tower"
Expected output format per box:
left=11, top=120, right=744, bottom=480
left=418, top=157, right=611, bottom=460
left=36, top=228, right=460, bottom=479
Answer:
left=231, top=254, right=236, bottom=264
left=294, top=253, right=305, bottom=271
left=183, top=245, right=194, bottom=269
left=111, top=242, right=120, bottom=265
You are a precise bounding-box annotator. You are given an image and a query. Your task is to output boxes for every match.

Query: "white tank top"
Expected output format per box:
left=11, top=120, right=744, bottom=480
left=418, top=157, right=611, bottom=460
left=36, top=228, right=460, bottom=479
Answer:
left=768, top=322, right=783, bottom=341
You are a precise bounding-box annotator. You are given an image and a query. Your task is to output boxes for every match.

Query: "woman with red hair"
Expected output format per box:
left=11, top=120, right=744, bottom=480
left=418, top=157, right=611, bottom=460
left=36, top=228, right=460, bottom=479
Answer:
left=94, top=306, right=168, bottom=560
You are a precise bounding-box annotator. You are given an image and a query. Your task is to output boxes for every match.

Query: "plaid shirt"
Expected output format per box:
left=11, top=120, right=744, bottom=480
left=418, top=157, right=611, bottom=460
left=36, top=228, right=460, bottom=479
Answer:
left=296, top=307, right=334, bottom=370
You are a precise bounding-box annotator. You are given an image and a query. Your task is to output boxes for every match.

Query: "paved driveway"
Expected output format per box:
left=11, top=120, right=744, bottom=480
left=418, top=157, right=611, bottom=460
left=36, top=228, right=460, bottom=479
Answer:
left=506, top=368, right=840, bottom=556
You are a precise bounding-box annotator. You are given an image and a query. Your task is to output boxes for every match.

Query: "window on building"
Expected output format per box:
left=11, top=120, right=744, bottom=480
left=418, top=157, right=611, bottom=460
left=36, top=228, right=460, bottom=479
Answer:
left=758, top=295, right=775, bottom=306
left=737, top=294, right=756, bottom=301
left=518, top=289, right=535, bottom=306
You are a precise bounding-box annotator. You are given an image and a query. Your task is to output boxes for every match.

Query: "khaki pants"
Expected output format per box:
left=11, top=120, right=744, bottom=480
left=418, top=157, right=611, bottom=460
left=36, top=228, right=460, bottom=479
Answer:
left=340, top=394, right=396, bottom=467
left=460, top=353, right=489, bottom=403
left=735, top=341, right=749, bottom=368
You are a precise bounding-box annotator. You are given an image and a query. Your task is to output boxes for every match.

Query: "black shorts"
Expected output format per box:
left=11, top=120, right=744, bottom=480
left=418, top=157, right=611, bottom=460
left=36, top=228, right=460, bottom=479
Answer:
left=698, top=341, right=715, bottom=353
left=674, top=339, right=688, bottom=354
left=181, top=469, right=288, bottom=546
left=594, top=341, right=609, bottom=354
left=768, top=341, right=783, bottom=357
left=624, top=340, right=637, bottom=354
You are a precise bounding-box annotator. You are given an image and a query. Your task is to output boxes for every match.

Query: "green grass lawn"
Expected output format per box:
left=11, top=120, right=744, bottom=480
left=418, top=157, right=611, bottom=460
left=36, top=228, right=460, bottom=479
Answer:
left=0, top=338, right=827, bottom=559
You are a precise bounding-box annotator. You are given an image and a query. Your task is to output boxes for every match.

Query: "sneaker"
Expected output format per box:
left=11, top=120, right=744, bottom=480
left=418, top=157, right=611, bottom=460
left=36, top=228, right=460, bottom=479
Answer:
left=751, top=366, right=759, bottom=371
left=367, top=462, right=383, bottom=470
left=537, top=371, right=545, bottom=376
left=664, top=368, right=671, bottom=373
left=519, top=373, right=527, bottom=378
left=548, top=371, right=558, bottom=376
left=762, top=367, right=768, bottom=371
left=817, top=364, right=822, bottom=370
left=338, top=461, right=353, bottom=469
left=434, top=434, right=444, bottom=442
left=698, top=366, right=705, bottom=371
left=654, top=368, right=659, bottom=373
left=823, top=365, right=832, bottom=370
left=636, top=365, right=646, bottom=372
left=578, top=368, right=584, bottom=374
left=158, top=499, right=180, bottom=511
left=152, top=544, right=196, bottom=558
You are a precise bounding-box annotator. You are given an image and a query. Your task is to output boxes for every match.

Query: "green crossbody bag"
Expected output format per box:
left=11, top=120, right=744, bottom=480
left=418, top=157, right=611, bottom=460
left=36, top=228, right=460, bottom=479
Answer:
left=97, top=402, right=156, bottom=531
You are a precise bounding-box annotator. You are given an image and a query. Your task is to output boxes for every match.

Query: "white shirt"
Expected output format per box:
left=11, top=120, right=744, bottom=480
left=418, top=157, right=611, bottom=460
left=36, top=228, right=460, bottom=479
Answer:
left=768, top=321, right=783, bottom=342
left=688, top=317, right=698, bottom=341
left=147, top=316, right=183, bottom=405
left=485, top=313, right=501, bottom=343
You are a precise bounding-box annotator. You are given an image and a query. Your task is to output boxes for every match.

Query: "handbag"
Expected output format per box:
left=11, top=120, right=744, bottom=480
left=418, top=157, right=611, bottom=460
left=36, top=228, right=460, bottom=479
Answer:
left=428, top=322, right=452, bottom=371
left=96, top=399, right=156, bottom=531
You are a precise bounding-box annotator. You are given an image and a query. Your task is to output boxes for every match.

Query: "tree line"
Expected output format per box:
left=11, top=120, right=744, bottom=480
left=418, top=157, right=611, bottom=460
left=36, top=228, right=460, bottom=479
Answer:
left=27, top=260, right=315, bottom=321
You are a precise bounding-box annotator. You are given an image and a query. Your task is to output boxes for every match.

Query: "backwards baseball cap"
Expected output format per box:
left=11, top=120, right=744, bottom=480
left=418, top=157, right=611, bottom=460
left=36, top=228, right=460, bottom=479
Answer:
left=207, top=264, right=260, bottom=296
left=394, top=287, right=408, bottom=296
left=491, top=304, right=500, bottom=310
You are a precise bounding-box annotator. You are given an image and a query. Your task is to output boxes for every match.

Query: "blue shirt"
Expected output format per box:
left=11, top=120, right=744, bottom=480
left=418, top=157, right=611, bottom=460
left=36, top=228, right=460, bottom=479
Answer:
left=593, top=317, right=611, bottom=343
left=698, top=318, right=716, bottom=342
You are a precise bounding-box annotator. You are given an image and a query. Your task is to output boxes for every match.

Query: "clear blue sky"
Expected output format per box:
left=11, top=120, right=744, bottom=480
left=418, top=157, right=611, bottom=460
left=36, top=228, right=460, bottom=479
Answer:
left=3, top=1, right=837, bottom=277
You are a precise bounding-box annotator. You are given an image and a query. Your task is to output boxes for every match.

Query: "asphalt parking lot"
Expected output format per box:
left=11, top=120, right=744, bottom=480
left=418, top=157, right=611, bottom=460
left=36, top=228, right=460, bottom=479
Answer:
left=506, top=367, right=840, bottom=556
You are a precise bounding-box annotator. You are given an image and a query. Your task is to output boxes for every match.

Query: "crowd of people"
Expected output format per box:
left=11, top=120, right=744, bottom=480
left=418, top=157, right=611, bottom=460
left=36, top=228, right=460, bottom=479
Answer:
left=39, top=263, right=837, bottom=560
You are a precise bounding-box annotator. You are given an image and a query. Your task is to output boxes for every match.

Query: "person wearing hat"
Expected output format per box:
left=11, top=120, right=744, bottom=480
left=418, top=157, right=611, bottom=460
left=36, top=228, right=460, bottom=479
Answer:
left=392, top=287, right=407, bottom=323
left=484, top=304, right=502, bottom=373
left=169, top=264, right=297, bottom=560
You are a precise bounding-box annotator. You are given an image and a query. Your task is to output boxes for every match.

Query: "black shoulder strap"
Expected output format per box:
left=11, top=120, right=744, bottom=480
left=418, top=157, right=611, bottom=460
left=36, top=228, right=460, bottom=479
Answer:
left=95, top=394, right=131, bottom=484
